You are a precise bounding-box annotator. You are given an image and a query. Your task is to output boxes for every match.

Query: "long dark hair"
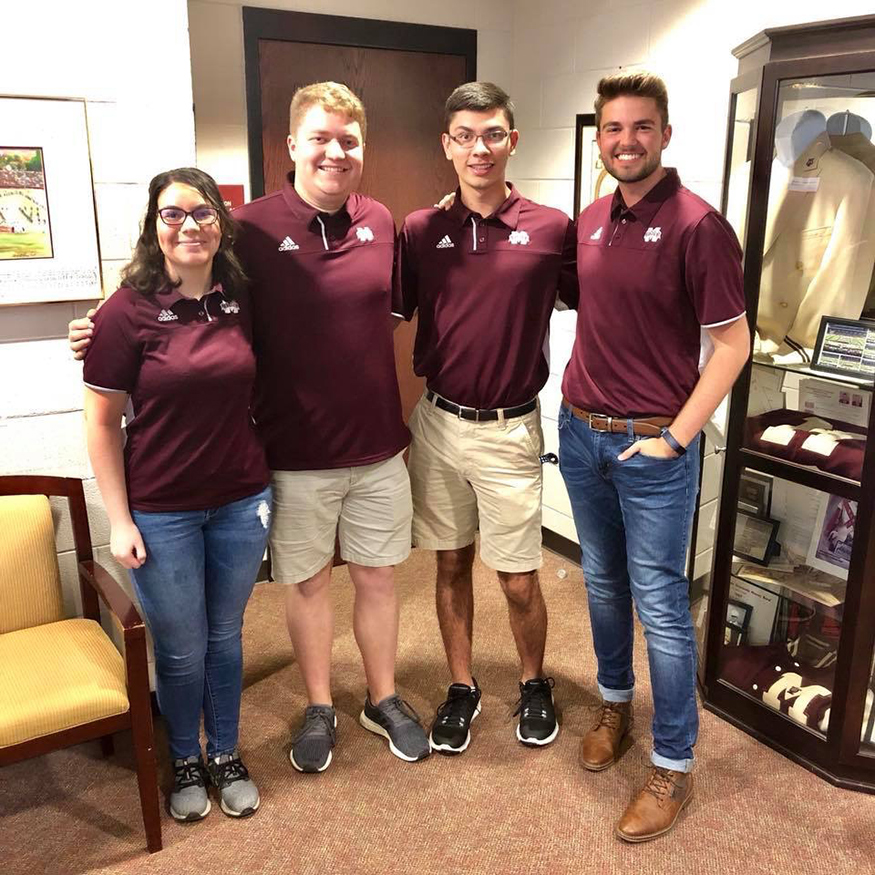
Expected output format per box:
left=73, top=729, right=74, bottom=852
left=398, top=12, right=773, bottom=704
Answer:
left=120, top=167, right=248, bottom=297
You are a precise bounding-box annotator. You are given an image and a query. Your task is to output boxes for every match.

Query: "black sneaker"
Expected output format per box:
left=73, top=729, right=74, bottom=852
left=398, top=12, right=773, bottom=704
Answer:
left=514, top=677, right=559, bottom=746
left=359, top=693, right=431, bottom=762
left=430, top=681, right=482, bottom=754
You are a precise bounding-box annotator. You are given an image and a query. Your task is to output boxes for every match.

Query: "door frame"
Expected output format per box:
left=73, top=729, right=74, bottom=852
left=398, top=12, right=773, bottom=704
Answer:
left=242, top=6, right=478, bottom=198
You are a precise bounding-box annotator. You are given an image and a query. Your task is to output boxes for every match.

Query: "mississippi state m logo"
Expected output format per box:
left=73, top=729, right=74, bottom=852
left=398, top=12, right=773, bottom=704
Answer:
left=643, top=227, right=662, bottom=243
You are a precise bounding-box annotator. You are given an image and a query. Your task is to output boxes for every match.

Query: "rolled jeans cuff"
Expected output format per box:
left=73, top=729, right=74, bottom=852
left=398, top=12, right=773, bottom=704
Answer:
left=599, top=683, right=633, bottom=703
left=651, top=750, right=694, bottom=774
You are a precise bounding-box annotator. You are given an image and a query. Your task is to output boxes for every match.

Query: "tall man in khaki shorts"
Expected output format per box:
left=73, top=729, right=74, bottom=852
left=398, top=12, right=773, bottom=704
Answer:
left=69, top=83, right=430, bottom=772
left=396, top=82, right=578, bottom=753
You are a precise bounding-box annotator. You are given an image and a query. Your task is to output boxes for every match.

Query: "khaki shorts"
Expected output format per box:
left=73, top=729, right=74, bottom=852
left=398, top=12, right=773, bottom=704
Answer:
left=408, top=393, right=544, bottom=573
left=269, top=452, right=412, bottom=584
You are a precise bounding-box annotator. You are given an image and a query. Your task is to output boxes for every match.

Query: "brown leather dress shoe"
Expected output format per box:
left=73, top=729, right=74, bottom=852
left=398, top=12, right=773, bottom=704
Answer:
left=580, top=700, right=633, bottom=771
left=615, top=766, right=693, bottom=842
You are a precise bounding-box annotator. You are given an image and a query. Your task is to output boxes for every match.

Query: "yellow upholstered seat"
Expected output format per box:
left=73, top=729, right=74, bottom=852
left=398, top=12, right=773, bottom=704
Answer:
left=0, top=476, right=161, bottom=852
left=0, top=618, right=129, bottom=747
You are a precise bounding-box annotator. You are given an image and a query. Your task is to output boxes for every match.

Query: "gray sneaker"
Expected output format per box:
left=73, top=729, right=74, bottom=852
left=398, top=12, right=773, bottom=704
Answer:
left=290, top=704, right=337, bottom=773
left=169, top=755, right=210, bottom=822
left=206, top=749, right=259, bottom=818
left=359, top=693, right=430, bottom=762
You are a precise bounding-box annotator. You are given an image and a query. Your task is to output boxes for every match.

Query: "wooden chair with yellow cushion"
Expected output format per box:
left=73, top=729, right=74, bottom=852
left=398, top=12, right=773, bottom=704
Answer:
left=0, top=475, right=161, bottom=853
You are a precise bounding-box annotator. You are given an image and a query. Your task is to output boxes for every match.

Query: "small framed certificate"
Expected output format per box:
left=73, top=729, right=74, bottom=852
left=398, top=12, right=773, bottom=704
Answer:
left=811, top=315, right=875, bottom=381
left=733, top=511, right=780, bottom=566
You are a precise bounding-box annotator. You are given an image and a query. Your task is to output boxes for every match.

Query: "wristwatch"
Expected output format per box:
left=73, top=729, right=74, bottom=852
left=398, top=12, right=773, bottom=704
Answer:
left=660, top=427, right=686, bottom=456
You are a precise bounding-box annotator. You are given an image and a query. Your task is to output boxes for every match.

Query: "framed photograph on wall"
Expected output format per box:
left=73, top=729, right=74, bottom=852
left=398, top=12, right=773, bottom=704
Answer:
left=0, top=96, right=101, bottom=305
left=573, top=113, right=618, bottom=218
left=811, top=315, right=875, bottom=381
left=806, top=493, right=856, bottom=580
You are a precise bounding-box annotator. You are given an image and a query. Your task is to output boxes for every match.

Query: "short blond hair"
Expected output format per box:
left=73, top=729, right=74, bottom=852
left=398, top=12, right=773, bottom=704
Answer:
left=594, top=71, right=669, bottom=130
left=288, top=81, right=367, bottom=140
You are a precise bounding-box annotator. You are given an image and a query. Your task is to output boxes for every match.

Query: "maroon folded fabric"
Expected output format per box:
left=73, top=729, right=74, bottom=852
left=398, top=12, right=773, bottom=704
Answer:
left=745, top=408, right=866, bottom=480
left=720, top=643, right=834, bottom=732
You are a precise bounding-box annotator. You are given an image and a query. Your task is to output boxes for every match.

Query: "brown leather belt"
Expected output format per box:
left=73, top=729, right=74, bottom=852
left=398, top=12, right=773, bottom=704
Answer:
left=562, top=399, right=671, bottom=437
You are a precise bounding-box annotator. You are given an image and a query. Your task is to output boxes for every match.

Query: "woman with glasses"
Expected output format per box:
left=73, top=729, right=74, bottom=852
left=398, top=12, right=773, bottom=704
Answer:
left=82, top=168, right=271, bottom=823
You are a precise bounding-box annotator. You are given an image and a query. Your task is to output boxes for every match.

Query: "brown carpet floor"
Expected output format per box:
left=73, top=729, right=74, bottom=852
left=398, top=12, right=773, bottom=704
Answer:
left=2, top=547, right=874, bottom=875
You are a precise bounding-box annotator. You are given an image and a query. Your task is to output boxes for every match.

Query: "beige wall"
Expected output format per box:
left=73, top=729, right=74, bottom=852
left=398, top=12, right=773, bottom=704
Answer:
left=0, top=0, right=196, bottom=633
left=188, top=0, right=515, bottom=198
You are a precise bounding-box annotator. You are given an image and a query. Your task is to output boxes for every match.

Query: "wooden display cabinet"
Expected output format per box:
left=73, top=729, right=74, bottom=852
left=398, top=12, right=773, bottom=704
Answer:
left=701, top=14, right=875, bottom=791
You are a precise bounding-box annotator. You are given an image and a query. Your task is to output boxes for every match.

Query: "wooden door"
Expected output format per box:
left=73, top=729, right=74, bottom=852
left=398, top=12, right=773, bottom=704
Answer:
left=244, top=9, right=476, bottom=422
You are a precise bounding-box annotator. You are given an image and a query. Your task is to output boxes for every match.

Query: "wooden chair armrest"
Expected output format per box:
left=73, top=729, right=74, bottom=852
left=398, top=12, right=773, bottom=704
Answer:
left=78, top=559, right=145, bottom=636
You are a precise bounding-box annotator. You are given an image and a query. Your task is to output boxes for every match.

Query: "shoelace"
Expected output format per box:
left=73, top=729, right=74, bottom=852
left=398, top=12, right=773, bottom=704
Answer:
left=593, top=702, right=625, bottom=731
left=513, top=677, right=555, bottom=720
left=173, top=758, right=207, bottom=791
left=643, top=767, right=679, bottom=802
left=381, top=695, right=422, bottom=727
left=435, top=691, right=475, bottom=728
left=210, top=754, right=250, bottom=789
left=296, top=708, right=336, bottom=744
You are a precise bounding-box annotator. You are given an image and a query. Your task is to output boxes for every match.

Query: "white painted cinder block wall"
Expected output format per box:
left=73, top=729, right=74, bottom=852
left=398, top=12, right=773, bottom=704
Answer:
left=0, top=0, right=196, bottom=627
left=515, top=0, right=875, bottom=556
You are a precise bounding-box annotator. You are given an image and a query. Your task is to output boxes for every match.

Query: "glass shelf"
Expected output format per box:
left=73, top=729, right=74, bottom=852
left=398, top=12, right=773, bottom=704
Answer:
left=751, top=356, right=875, bottom=389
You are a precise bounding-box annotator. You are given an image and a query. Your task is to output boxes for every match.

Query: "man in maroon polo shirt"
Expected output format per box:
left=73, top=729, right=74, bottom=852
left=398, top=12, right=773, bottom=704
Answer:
left=233, top=82, right=431, bottom=770
left=558, top=71, right=749, bottom=841
left=396, top=82, right=578, bottom=754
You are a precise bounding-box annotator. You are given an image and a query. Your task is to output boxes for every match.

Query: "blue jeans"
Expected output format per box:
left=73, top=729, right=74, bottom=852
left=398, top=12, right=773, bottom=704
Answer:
left=130, top=486, right=272, bottom=760
left=557, top=405, right=699, bottom=772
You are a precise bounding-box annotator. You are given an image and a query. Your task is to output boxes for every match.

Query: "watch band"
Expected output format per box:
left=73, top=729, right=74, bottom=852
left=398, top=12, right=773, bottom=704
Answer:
left=660, top=427, right=686, bottom=456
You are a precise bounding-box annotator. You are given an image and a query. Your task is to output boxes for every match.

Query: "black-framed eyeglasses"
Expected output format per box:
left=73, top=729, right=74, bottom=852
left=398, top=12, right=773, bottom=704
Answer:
left=157, top=206, right=219, bottom=226
left=446, top=129, right=511, bottom=149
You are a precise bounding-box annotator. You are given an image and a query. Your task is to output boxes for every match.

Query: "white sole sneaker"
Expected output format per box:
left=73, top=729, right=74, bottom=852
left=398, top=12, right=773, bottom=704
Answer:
left=219, top=794, right=260, bottom=818
left=290, top=748, right=332, bottom=773
left=359, top=711, right=429, bottom=762
left=289, top=712, right=337, bottom=773
left=169, top=798, right=211, bottom=822
left=517, top=719, right=560, bottom=747
left=429, top=701, right=482, bottom=754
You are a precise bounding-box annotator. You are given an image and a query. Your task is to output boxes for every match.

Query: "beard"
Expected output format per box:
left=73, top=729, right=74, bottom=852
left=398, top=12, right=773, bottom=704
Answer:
left=603, top=151, right=662, bottom=184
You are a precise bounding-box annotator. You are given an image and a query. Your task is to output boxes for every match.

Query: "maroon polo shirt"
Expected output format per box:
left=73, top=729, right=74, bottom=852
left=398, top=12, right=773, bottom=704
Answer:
left=234, top=179, right=409, bottom=471
left=396, top=184, right=578, bottom=409
left=563, top=169, right=745, bottom=418
left=83, top=284, right=269, bottom=512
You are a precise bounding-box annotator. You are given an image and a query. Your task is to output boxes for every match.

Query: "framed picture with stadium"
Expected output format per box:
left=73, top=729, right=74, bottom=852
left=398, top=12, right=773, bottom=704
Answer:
left=0, top=96, right=101, bottom=304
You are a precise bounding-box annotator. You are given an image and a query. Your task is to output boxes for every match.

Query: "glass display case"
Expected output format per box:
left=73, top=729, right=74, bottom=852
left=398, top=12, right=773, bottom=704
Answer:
left=703, top=14, right=875, bottom=790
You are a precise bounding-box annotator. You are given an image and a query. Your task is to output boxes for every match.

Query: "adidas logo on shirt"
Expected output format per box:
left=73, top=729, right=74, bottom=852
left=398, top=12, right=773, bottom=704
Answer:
left=590, top=227, right=603, bottom=241
left=278, top=236, right=299, bottom=252
left=157, top=309, right=178, bottom=322
left=436, top=235, right=454, bottom=249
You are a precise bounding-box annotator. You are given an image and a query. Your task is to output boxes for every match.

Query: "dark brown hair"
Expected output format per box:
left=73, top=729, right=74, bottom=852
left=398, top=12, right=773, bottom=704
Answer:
left=444, top=81, right=515, bottom=131
left=594, top=71, right=669, bottom=129
left=120, top=167, right=247, bottom=297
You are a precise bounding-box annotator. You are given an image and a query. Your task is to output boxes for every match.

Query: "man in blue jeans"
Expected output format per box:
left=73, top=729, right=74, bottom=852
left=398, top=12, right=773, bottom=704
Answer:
left=559, top=71, right=749, bottom=841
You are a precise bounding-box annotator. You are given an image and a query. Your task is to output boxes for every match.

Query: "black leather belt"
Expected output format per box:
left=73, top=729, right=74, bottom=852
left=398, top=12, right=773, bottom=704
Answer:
left=426, top=390, right=537, bottom=422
